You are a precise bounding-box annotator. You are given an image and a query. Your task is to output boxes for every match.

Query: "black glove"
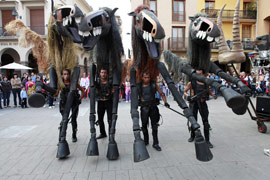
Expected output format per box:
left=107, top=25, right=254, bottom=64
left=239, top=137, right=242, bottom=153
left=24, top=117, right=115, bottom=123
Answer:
left=165, top=102, right=170, bottom=108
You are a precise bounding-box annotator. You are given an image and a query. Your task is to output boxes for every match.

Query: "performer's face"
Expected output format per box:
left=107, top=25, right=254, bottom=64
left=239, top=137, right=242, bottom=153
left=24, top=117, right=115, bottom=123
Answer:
left=196, top=70, right=203, bottom=75
left=100, top=69, right=108, bottom=80
left=142, top=73, right=150, bottom=84
left=62, top=70, right=70, bottom=81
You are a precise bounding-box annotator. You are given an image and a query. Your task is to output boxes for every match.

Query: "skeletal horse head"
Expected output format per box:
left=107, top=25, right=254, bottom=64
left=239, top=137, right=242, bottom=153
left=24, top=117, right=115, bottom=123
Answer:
left=188, top=13, right=220, bottom=72
left=128, top=5, right=165, bottom=60
left=217, top=0, right=246, bottom=64
left=52, top=5, right=84, bottom=43
left=78, top=8, right=119, bottom=51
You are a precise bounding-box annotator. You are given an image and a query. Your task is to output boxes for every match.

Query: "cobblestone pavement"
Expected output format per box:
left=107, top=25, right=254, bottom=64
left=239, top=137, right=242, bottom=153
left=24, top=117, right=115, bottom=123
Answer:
left=0, top=97, right=270, bottom=180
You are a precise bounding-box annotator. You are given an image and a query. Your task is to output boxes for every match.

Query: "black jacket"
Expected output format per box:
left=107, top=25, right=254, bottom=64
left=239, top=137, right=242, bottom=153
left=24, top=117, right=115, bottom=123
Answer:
left=0, top=81, right=12, bottom=92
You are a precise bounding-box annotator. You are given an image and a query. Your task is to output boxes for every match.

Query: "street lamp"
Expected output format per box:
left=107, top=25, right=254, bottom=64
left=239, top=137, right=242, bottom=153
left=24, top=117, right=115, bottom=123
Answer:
left=12, top=8, right=18, bottom=18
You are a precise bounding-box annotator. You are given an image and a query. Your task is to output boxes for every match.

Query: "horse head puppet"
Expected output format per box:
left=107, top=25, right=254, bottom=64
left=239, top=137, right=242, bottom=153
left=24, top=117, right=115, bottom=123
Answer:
left=78, top=8, right=120, bottom=51
left=52, top=5, right=84, bottom=43
left=188, top=13, right=220, bottom=73
left=129, top=5, right=165, bottom=81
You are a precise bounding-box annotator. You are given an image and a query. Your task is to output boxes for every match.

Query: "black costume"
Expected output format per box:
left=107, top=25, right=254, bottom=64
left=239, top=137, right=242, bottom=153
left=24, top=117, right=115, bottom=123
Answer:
left=59, top=84, right=81, bottom=142
left=96, top=81, right=113, bottom=136
left=189, top=79, right=211, bottom=145
left=137, top=82, right=160, bottom=146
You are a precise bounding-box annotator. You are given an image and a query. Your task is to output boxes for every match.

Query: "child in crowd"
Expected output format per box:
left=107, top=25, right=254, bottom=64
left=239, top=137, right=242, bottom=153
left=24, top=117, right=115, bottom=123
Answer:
left=20, top=87, right=28, bottom=108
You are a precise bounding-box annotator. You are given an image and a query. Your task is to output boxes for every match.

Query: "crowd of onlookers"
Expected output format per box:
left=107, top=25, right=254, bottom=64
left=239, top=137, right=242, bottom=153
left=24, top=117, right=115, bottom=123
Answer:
left=0, top=72, right=53, bottom=109
left=1, top=69, right=269, bottom=110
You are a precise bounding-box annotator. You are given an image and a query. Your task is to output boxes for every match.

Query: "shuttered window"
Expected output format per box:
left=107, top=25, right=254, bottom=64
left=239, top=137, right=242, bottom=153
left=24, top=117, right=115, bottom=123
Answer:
left=30, top=9, right=45, bottom=35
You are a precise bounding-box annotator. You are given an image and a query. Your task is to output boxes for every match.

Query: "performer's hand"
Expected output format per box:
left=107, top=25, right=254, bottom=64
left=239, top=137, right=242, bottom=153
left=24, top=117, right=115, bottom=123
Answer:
left=165, top=102, right=170, bottom=108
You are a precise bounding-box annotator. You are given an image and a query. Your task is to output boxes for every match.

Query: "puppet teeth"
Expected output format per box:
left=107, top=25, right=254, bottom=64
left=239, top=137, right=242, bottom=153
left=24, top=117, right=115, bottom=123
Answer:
left=196, top=31, right=201, bottom=38
left=84, top=31, right=90, bottom=37
left=154, top=39, right=160, bottom=43
left=149, top=33, right=152, bottom=42
left=79, top=30, right=83, bottom=36
left=201, top=31, right=206, bottom=40
left=64, top=18, right=69, bottom=26
left=145, top=32, right=149, bottom=41
left=215, top=36, right=220, bottom=43
left=75, top=17, right=81, bottom=24
left=98, top=27, right=101, bottom=35
left=207, top=36, right=214, bottom=42
left=198, top=31, right=203, bottom=39
left=69, top=16, right=72, bottom=24
left=62, top=18, right=66, bottom=26
left=143, top=31, right=146, bottom=40
left=93, top=28, right=96, bottom=36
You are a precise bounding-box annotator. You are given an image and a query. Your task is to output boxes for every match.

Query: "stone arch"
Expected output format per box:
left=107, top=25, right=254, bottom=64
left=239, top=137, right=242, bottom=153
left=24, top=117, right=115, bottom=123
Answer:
left=25, top=49, right=38, bottom=73
left=0, top=48, right=21, bottom=78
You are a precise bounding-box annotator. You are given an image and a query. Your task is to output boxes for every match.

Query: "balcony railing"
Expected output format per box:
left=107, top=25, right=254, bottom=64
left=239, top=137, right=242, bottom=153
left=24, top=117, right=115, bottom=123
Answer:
left=29, top=26, right=45, bottom=35
left=0, top=26, right=46, bottom=37
left=211, top=40, right=255, bottom=50
left=168, top=37, right=186, bottom=51
left=0, top=27, right=16, bottom=36
left=172, top=11, right=185, bottom=22
left=201, top=9, right=256, bottom=19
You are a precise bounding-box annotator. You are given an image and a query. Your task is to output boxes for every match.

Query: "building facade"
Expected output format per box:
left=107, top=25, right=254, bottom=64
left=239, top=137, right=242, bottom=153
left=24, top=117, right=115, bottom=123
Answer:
left=0, top=0, right=92, bottom=78
left=130, top=0, right=257, bottom=72
left=256, top=0, right=270, bottom=36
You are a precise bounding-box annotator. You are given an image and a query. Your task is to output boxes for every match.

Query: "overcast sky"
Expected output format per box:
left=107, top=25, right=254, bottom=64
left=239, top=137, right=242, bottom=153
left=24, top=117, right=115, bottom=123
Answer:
left=87, top=0, right=132, bottom=57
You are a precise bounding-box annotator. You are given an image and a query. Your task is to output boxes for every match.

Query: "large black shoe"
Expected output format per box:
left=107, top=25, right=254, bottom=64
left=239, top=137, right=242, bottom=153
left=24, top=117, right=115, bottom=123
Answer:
left=144, top=141, right=149, bottom=146
left=188, top=136, right=195, bottom=142
left=152, top=144, right=162, bottom=151
left=206, top=141, right=213, bottom=148
left=72, top=133, right=77, bottom=142
left=96, top=134, right=107, bottom=139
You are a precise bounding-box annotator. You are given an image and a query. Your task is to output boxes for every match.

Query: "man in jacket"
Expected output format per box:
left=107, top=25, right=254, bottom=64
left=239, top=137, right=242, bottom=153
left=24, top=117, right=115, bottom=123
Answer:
left=10, top=73, right=21, bottom=107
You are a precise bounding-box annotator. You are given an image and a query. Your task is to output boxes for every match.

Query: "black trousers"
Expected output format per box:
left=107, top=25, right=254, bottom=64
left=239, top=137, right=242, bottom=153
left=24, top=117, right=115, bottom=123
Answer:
left=189, top=100, right=211, bottom=141
left=3, top=92, right=10, bottom=107
left=97, top=100, right=113, bottom=135
left=21, top=98, right=27, bottom=108
left=140, top=105, right=160, bottom=145
left=60, top=99, right=79, bottom=132
left=12, top=88, right=21, bottom=106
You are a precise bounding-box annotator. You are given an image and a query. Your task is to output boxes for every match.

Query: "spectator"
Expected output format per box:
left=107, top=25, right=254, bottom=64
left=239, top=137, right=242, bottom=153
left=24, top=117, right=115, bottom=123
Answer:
left=80, top=73, right=89, bottom=99
left=0, top=82, right=3, bottom=109
left=1, top=76, right=12, bottom=108
left=25, top=76, right=36, bottom=96
left=125, top=80, right=131, bottom=103
left=31, top=72, right=36, bottom=83
left=21, top=73, right=28, bottom=87
left=259, top=73, right=266, bottom=95
left=10, top=73, right=22, bottom=107
left=178, top=79, right=184, bottom=98
left=20, top=86, right=28, bottom=108
left=0, top=73, right=3, bottom=82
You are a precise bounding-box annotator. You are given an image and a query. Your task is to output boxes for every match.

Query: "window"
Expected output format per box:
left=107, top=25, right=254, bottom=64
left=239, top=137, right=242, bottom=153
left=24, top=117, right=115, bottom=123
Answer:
left=242, top=25, right=251, bottom=39
left=150, top=0, right=157, bottom=15
left=1, top=10, right=15, bottom=35
left=172, top=0, right=185, bottom=22
left=172, top=27, right=185, bottom=49
left=205, top=1, right=215, bottom=9
left=30, top=9, right=45, bottom=35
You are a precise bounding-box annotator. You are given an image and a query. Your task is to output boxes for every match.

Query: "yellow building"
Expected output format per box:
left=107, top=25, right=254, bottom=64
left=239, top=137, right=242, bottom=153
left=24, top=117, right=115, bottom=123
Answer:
left=257, top=0, right=270, bottom=36
left=198, top=0, right=257, bottom=72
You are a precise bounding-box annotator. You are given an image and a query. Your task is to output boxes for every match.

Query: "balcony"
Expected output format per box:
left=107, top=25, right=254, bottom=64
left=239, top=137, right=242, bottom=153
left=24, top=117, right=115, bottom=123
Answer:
left=168, top=37, right=186, bottom=51
left=0, top=26, right=47, bottom=38
left=172, top=11, right=185, bottom=23
left=210, top=39, right=255, bottom=50
left=201, top=9, right=256, bottom=20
